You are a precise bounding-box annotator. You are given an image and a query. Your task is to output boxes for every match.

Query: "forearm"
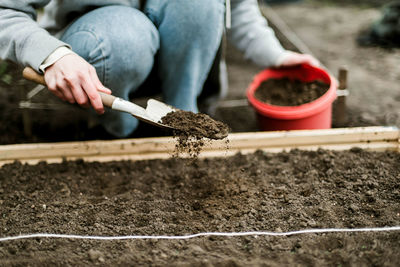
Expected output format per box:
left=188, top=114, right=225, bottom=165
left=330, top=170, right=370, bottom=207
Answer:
left=227, top=0, right=286, bottom=67
left=0, top=1, right=69, bottom=71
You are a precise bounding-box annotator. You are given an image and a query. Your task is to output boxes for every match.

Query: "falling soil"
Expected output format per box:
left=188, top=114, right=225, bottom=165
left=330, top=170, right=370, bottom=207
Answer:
left=161, top=110, right=230, bottom=157
left=1, top=149, right=399, bottom=266
left=254, top=78, right=330, bottom=106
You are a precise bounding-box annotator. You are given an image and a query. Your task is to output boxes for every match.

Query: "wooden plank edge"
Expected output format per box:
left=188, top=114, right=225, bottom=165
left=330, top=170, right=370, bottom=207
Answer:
left=0, top=127, right=398, bottom=166
left=0, top=141, right=397, bottom=167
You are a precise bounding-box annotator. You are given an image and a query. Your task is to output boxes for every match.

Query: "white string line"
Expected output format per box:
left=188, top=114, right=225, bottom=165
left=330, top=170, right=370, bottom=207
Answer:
left=1, top=226, right=400, bottom=242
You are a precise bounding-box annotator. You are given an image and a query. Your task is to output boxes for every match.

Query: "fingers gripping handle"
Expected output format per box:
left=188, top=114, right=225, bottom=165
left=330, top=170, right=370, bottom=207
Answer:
left=22, top=67, right=115, bottom=108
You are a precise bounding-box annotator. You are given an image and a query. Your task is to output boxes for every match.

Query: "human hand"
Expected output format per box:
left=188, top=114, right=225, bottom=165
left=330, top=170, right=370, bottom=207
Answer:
left=44, top=54, right=111, bottom=114
left=278, top=51, right=320, bottom=67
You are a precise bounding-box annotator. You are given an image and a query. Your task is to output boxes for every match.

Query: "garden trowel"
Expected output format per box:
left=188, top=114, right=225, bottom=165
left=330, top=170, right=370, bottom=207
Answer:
left=22, top=67, right=177, bottom=130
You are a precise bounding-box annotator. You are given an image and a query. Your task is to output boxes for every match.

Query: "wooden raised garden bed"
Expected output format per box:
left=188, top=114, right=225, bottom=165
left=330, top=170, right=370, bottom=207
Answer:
left=1, top=126, right=399, bottom=266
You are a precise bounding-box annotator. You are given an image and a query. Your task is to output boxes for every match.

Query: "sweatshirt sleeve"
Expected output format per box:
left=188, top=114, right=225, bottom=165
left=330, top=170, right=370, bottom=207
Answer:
left=227, top=0, right=287, bottom=67
left=0, top=0, right=70, bottom=71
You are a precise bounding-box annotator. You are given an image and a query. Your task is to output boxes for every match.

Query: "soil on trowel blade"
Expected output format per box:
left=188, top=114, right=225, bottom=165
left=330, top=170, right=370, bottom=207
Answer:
left=161, top=110, right=229, bottom=157
left=255, top=78, right=330, bottom=106
left=0, top=149, right=399, bottom=266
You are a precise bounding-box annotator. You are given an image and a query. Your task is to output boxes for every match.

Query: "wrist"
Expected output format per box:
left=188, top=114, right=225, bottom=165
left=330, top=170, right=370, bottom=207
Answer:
left=39, top=46, right=76, bottom=73
left=274, top=51, right=293, bottom=67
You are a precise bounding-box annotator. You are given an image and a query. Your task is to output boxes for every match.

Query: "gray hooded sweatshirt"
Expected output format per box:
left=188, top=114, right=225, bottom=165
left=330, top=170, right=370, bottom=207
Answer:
left=0, top=0, right=286, bottom=71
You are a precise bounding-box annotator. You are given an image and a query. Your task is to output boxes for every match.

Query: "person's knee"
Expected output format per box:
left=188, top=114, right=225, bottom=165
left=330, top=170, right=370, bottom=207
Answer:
left=102, top=7, right=159, bottom=78
left=61, top=6, right=160, bottom=93
left=108, top=27, right=159, bottom=91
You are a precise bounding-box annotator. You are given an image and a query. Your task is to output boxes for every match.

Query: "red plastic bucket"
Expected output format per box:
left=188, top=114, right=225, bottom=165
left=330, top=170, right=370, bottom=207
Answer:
left=247, top=64, right=337, bottom=131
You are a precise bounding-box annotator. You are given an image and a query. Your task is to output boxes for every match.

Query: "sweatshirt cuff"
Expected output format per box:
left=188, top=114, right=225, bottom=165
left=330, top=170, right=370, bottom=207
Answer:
left=39, top=46, right=76, bottom=73
left=274, top=50, right=293, bottom=67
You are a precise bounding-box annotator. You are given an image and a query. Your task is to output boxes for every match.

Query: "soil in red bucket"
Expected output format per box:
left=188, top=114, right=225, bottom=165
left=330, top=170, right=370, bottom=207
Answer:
left=1, top=149, right=399, bottom=266
left=161, top=110, right=230, bottom=157
left=254, top=78, right=330, bottom=106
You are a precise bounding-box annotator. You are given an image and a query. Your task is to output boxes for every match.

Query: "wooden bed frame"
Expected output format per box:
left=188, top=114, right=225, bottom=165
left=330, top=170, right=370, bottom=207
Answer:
left=0, top=126, right=398, bottom=166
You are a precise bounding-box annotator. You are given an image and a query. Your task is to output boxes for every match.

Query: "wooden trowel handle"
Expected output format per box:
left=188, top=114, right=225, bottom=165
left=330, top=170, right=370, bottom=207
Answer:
left=22, top=67, right=46, bottom=86
left=99, top=92, right=115, bottom=107
left=22, top=67, right=116, bottom=108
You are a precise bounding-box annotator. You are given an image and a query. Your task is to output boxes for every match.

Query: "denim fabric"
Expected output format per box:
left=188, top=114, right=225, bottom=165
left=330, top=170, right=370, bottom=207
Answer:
left=60, top=1, right=225, bottom=137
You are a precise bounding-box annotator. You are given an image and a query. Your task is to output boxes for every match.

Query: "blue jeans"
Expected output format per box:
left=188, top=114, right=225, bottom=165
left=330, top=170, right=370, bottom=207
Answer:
left=60, top=0, right=225, bottom=137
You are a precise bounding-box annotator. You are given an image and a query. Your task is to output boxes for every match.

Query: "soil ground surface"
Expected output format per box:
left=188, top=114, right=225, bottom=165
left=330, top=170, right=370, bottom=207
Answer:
left=254, top=78, right=329, bottom=106
left=1, top=149, right=399, bottom=266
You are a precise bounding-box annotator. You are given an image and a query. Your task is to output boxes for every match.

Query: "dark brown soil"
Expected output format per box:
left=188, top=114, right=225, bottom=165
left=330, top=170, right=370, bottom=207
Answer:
left=161, top=110, right=229, bottom=157
left=254, top=78, right=330, bottom=106
left=1, top=149, right=399, bottom=266
left=162, top=110, right=229, bottom=140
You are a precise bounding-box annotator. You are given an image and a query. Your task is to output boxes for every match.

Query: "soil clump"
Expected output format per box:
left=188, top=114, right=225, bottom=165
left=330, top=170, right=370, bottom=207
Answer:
left=161, top=110, right=229, bottom=157
left=254, top=78, right=330, bottom=106
left=0, top=149, right=399, bottom=265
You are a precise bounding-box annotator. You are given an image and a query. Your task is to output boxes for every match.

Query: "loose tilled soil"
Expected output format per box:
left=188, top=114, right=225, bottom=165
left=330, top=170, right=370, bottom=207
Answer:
left=254, top=78, right=330, bottom=106
left=161, top=110, right=229, bottom=157
left=1, top=149, right=399, bottom=266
